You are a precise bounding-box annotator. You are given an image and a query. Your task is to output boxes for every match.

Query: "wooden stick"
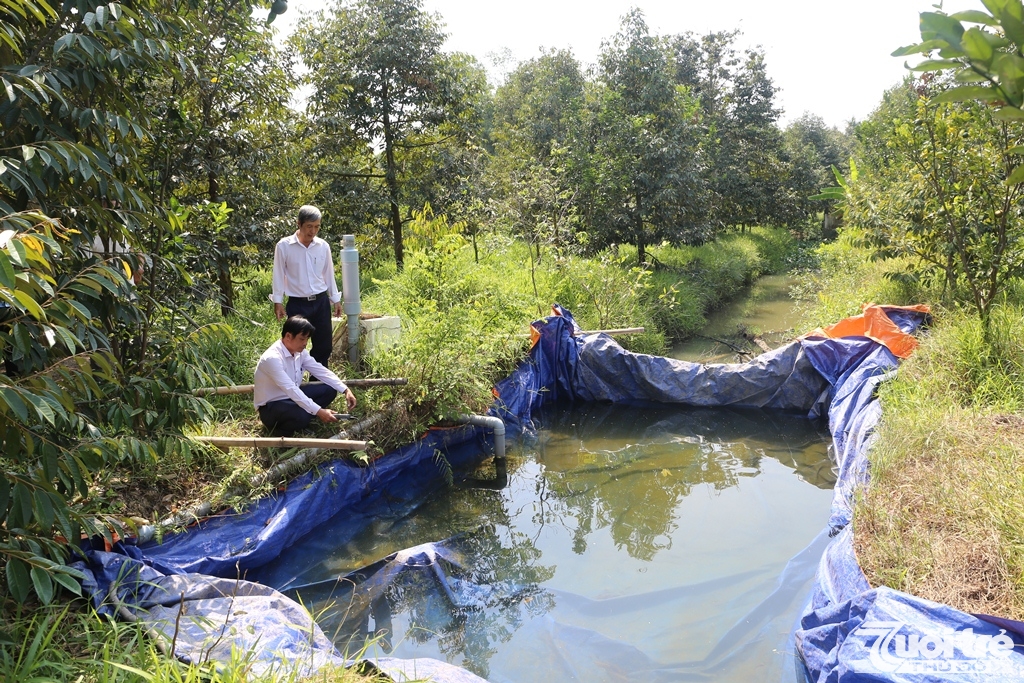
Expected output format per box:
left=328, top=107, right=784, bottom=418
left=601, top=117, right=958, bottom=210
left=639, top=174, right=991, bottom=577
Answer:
left=195, top=437, right=367, bottom=450
left=193, top=378, right=408, bottom=396
left=578, top=327, right=645, bottom=336
left=517, top=327, right=645, bottom=339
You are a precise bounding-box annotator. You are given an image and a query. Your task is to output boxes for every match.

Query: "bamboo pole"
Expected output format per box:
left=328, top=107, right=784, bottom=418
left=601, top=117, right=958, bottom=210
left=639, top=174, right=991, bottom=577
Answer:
left=579, top=327, right=645, bottom=336
left=516, top=327, right=645, bottom=339
left=196, top=436, right=367, bottom=450
left=193, top=378, right=408, bottom=396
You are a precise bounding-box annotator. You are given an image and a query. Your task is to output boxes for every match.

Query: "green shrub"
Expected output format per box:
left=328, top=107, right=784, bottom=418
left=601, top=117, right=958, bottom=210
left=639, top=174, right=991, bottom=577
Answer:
left=792, top=228, right=928, bottom=329
left=745, top=226, right=798, bottom=273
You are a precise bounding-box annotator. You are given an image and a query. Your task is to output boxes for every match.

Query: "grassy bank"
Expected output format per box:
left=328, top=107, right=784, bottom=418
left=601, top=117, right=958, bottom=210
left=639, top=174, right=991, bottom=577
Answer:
left=797, top=230, right=1024, bottom=619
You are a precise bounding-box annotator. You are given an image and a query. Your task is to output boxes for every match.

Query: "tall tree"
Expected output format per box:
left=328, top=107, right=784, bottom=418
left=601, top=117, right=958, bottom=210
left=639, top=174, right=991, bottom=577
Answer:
left=782, top=113, right=853, bottom=232
left=297, top=0, right=467, bottom=269
left=669, top=32, right=790, bottom=231
left=488, top=50, right=587, bottom=260
left=492, top=49, right=586, bottom=162
left=142, top=0, right=297, bottom=316
left=0, top=0, right=225, bottom=603
left=589, top=9, right=706, bottom=262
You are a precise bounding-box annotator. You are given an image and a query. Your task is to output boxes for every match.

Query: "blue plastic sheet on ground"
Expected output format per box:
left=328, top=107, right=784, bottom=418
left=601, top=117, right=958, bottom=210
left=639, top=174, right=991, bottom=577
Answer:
left=73, top=302, right=1024, bottom=682
left=493, top=305, right=832, bottom=437
left=74, top=426, right=497, bottom=683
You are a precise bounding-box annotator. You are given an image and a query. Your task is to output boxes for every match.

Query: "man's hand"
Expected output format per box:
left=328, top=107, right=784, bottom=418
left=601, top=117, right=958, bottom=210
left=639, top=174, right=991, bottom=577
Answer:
left=333, top=301, right=343, bottom=317
left=345, top=388, right=357, bottom=411
left=274, top=303, right=286, bottom=320
left=316, top=408, right=338, bottom=423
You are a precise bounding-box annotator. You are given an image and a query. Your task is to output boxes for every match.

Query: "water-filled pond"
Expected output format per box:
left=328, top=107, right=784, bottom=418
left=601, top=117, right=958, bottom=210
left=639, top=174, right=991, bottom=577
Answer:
left=256, top=402, right=834, bottom=682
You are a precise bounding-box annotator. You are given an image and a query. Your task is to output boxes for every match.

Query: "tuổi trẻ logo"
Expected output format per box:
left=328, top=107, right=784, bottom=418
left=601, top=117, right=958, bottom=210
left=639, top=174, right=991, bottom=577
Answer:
left=850, top=620, right=1024, bottom=677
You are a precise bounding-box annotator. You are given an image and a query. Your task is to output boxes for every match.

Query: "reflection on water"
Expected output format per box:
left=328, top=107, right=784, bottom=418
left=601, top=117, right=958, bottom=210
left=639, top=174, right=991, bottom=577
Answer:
left=282, top=402, right=834, bottom=682
left=670, top=274, right=803, bottom=362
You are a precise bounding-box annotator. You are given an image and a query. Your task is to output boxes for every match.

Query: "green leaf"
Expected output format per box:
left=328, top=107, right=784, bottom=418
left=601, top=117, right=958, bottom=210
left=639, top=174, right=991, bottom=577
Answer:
left=23, top=392, right=56, bottom=426
left=0, top=251, right=16, bottom=289
left=0, top=475, right=9, bottom=518
left=6, top=558, right=30, bottom=603
left=52, top=497, right=74, bottom=543
left=981, top=0, right=1007, bottom=16
left=995, top=53, right=1024, bottom=105
left=810, top=188, right=845, bottom=201
left=13, top=290, right=45, bottom=320
left=108, top=662, right=157, bottom=680
left=41, top=444, right=57, bottom=481
left=11, top=483, right=31, bottom=528
left=911, top=59, right=962, bottom=72
left=52, top=325, right=79, bottom=352
left=951, top=9, right=999, bottom=25
left=831, top=164, right=849, bottom=187
left=1001, top=12, right=1024, bottom=46
left=955, top=69, right=993, bottom=83
left=961, top=27, right=996, bottom=63
left=70, top=455, right=89, bottom=497
left=892, top=39, right=950, bottom=56
left=920, top=12, right=966, bottom=46
left=33, top=489, right=55, bottom=531
left=932, top=85, right=1004, bottom=102
left=52, top=569, right=82, bottom=596
left=30, top=566, right=54, bottom=605
left=64, top=299, right=93, bottom=321
left=1006, top=145, right=1024, bottom=154
left=6, top=238, right=26, bottom=267
left=0, top=386, right=29, bottom=423
left=93, top=272, right=122, bottom=295
left=1006, top=163, right=1024, bottom=185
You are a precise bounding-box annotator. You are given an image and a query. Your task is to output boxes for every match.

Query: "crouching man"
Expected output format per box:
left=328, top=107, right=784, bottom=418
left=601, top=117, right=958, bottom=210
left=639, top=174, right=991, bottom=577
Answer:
left=254, top=316, right=357, bottom=436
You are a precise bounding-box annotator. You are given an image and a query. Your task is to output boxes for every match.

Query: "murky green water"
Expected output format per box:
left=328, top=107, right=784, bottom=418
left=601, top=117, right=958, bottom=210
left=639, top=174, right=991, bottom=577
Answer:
left=670, top=274, right=804, bottom=362
left=282, top=402, right=834, bottom=682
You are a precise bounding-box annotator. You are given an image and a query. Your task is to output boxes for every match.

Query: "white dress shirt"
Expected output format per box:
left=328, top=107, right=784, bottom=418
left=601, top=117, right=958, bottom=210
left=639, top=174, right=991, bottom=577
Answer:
left=269, top=233, right=342, bottom=304
left=254, top=339, right=348, bottom=414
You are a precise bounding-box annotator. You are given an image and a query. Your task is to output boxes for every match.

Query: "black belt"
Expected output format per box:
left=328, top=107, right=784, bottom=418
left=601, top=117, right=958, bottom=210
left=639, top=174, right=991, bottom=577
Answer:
left=295, top=291, right=328, bottom=301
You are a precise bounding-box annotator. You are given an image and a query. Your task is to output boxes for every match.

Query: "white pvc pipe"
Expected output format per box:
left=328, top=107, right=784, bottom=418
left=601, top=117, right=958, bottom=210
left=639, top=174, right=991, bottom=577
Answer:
left=454, top=413, right=506, bottom=459
left=341, top=234, right=361, bottom=367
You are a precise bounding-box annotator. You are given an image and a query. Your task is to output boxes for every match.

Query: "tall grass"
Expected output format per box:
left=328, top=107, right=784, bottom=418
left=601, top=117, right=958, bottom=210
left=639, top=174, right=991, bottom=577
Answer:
left=0, top=602, right=377, bottom=683
left=791, top=228, right=927, bottom=329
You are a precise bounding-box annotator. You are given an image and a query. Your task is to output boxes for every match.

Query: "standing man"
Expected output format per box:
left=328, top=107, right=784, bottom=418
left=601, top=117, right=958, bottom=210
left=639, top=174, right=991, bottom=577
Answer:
left=271, top=205, right=343, bottom=366
left=255, top=316, right=357, bottom=436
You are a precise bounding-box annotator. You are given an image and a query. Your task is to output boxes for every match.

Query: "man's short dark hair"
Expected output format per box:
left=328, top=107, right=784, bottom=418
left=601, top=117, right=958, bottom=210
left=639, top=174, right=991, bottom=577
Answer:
left=297, top=205, right=321, bottom=225
left=282, top=315, right=316, bottom=338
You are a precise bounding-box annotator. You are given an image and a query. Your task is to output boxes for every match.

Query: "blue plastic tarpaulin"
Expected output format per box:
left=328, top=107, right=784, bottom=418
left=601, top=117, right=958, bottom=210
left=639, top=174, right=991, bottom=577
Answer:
left=73, top=302, right=1024, bottom=683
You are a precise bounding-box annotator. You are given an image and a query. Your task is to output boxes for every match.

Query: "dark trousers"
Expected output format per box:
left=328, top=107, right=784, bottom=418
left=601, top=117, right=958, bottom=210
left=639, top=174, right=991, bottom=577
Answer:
left=286, top=294, right=333, bottom=366
left=258, top=383, right=338, bottom=436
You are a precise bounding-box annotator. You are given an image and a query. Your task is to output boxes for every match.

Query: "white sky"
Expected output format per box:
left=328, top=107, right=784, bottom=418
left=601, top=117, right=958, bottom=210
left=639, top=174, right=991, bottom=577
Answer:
left=273, top=0, right=985, bottom=129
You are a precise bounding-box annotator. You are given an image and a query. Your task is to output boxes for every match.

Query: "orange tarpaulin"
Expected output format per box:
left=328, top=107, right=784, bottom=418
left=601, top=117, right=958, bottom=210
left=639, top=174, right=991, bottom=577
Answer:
left=801, top=303, right=931, bottom=359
